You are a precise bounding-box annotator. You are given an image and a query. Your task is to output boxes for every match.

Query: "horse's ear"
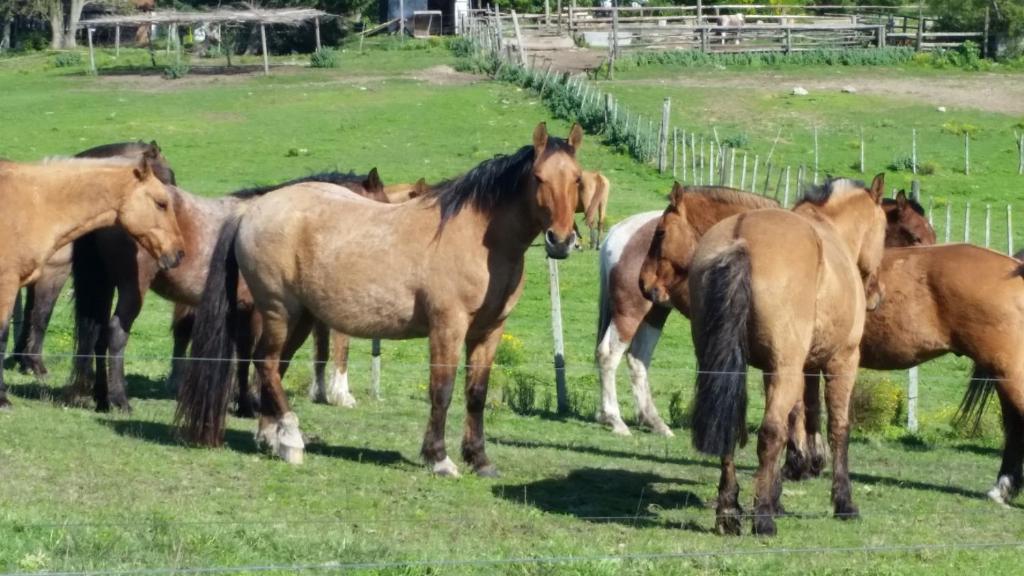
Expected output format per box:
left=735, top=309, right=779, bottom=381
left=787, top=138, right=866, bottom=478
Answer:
left=669, top=181, right=686, bottom=206
left=148, top=140, right=162, bottom=154
left=895, top=189, right=908, bottom=209
left=568, top=123, right=584, bottom=152
left=533, top=122, right=549, bottom=160
left=412, top=178, right=428, bottom=198
left=133, top=153, right=153, bottom=181
left=364, top=167, right=383, bottom=193
left=869, top=173, right=885, bottom=205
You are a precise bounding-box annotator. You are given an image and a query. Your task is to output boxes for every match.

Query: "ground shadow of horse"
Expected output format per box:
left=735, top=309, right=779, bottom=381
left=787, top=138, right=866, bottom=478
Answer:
left=492, top=467, right=706, bottom=530
left=490, top=436, right=756, bottom=472
left=123, top=374, right=175, bottom=401
left=305, top=439, right=418, bottom=469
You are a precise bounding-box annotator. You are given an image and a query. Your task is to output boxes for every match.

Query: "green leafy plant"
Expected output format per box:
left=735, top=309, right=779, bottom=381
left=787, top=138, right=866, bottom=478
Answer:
left=310, top=48, right=340, bottom=68
left=52, top=51, right=82, bottom=68
left=163, top=62, right=190, bottom=79
left=850, top=376, right=905, bottom=433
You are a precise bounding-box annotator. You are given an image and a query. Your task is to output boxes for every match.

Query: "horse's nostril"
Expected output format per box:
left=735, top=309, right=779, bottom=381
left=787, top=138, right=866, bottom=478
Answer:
left=545, top=230, right=557, bottom=245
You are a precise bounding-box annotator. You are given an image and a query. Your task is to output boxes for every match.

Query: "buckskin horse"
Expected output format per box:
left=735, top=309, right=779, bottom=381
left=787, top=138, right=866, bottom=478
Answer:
left=0, top=150, right=185, bottom=409
left=641, top=175, right=887, bottom=536
left=177, top=123, right=584, bottom=477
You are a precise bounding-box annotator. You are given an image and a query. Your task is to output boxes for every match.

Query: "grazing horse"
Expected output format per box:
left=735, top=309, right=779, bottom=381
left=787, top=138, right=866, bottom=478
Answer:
left=598, top=189, right=931, bottom=438
left=177, top=123, right=584, bottom=475
left=0, top=151, right=185, bottom=409
left=641, top=175, right=887, bottom=536
left=6, top=141, right=177, bottom=379
left=597, top=184, right=778, bottom=437
left=68, top=169, right=384, bottom=413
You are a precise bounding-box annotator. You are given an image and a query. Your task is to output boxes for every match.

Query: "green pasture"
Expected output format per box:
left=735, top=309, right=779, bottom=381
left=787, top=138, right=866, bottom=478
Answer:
left=1, top=43, right=1023, bottom=575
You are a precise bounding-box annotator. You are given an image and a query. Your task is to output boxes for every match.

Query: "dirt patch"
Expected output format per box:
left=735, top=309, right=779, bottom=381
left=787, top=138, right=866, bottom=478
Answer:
left=409, top=64, right=481, bottom=85
left=626, top=71, right=1024, bottom=116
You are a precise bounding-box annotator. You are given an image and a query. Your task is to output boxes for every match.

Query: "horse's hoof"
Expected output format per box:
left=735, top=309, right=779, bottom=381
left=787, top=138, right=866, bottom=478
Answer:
left=752, top=513, right=777, bottom=536
left=715, top=508, right=742, bottom=536
left=277, top=443, right=305, bottom=465
left=274, top=412, right=305, bottom=465
left=431, top=456, right=461, bottom=477
left=834, top=502, right=860, bottom=521
left=474, top=463, right=500, bottom=478
left=327, top=391, right=357, bottom=408
left=987, top=476, right=1017, bottom=507
left=650, top=422, right=675, bottom=438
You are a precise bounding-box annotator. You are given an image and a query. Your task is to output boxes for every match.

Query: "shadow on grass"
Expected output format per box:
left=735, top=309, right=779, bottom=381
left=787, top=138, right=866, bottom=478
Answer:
left=124, top=374, right=175, bottom=401
left=102, top=419, right=259, bottom=454
left=493, top=467, right=706, bottom=530
left=306, top=440, right=418, bottom=468
left=954, top=443, right=1001, bottom=457
left=490, top=436, right=755, bottom=471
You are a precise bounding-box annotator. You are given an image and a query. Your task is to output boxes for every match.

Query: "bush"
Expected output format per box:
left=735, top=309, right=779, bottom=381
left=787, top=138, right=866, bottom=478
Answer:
left=850, top=376, right=904, bottom=433
left=495, top=333, right=526, bottom=368
left=503, top=370, right=543, bottom=415
left=163, top=62, right=189, bottom=79
left=52, top=51, right=82, bottom=68
left=720, top=133, right=750, bottom=149
left=310, top=48, right=339, bottom=68
left=668, top=390, right=690, bottom=429
left=621, top=47, right=916, bottom=70
left=447, top=36, right=476, bottom=58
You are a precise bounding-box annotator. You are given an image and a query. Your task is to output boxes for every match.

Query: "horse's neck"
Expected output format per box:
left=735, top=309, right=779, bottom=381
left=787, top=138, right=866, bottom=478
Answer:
left=686, top=201, right=751, bottom=234
left=796, top=203, right=865, bottom=259
left=34, top=165, right=132, bottom=248
left=476, top=196, right=540, bottom=261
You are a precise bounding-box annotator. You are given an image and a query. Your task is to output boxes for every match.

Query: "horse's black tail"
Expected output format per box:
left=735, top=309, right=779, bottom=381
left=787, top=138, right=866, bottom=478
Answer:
left=68, top=232, right=114, bottom=393
left=953, top=365, right=998, bottom=435
left=691, top=241, right=752, bottom=457
left=175, top=213, right=243, bottom=446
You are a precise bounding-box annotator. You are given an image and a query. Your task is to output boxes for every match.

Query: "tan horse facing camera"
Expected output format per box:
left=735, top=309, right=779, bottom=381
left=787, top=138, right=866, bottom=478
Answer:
left=0, top=149, right=185, bottom=409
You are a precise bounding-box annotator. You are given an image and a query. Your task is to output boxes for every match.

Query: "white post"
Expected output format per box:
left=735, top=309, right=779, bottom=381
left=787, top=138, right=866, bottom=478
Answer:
left=400, top=0, right=406, bottom=38
left=964, top=133, right=971, bottom=176
left=87, top=27, right=96, bottom=74
left=672, top=127, right=678, bottom=178
left=728, top=148, right=736, bottom=188
left=691, top=133, right=697, bottom=185
left=912, top=128, right=918, bottom=174
left=548, top=258, right=568, bottom=413
left=115, top=26, right=120, bottom=58
left=658, top=97, right=671, bottom=174
left=260, top=23, right=270, bottom=76
left=371, top=339, right=382, bottom=399
left=709, top=140, right=715, bottom=184
left=699, top=137, right=705, bottom=186
left=783, top=165, right=791, bottom=207
left=681, top=129, right=688, bottom=183
left=964, top=202, right=971, bottom=243
left=907, top=367, right=919, bottom=432
left=813, top=125, right=819, bottom=184
left=985, top=204, right=992, bottom=248
left=740, top=152, right=748, bottom=191
left=511, top=10, right=527, bottom=67
left=1009, top=205, right=1014, bottom=256
left=751, top=155, right=759, bottom=194
left=859, top=126, right=865, bottom=174
left=944, top=202, right=951, bottom=244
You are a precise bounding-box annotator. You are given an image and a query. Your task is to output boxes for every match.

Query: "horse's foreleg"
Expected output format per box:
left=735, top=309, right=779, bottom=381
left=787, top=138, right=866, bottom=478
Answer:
left=715, top=453, right=742, bottom=535
left=462, top=325, right=503, bottom=477
left=595, top=320, right=632, bottom=435
left=254, top=308, right=309, bottom=464
left=991, top=371, right=1024, bottom=505
left=752, top=365, right=803, bottom=536
left=17, top=261, right=70, bottom=378
left=103, top=287, right=145, bottom=413
left=307, top=321, right=330, bottom=403
left=0, top=280, right=20, bottom=409
left=327, top=330, right=356, bottom=407
left=422, top=320, right=466, bottom=477
left=234, top=308, right=258, bottom=418
left=166, top=304, right=195, bottom=393
left=824, top=350, right=860, bottom=521
left=626, top=308, right=672, bottom=437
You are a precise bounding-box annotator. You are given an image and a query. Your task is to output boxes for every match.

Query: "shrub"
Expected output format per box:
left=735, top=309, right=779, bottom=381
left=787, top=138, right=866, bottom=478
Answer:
left=495, top=333, right=525, bottom=368
left=888, top=154, right=916, bottom=172
left=447, top=36, right=476, bottom=58
left=720, top=133, right=749, bottom=149
left=850, top=376, right=904, bottom=433
left=310, top=48, right=339, bottom=68
left=52, top=51, right=82, bottom=68
left=668, top=390, right=690, bottom=429
left=163, top=62, right=189, bottom=79
left=503, top=370, right=543, bottom=415
left=941, top=121, right=980, bottom=136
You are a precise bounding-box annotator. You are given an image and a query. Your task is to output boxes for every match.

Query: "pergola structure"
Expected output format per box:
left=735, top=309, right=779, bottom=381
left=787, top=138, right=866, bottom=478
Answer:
left=79, top=8, right=331, bottom=75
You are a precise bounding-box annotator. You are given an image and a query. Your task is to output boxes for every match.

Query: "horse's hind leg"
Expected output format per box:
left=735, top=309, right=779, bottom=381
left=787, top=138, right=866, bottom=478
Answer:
left=16, top=261, right=70, bottom=378
left=326, top=330, right=356, bottom=407
left=462, top=324, right=504, bottom=477
left=234, top=308, right=258, bottom=418
left=824, top=350, right=861, bottom=521
left=990, top=370, right=1024, bottom=505
left=103, top=285, right=146, bottom=413
left=626, top=306, right=672, bottom=437
left=716, top=453, right=742, bottom=536
left=596, top=318, right=635, bottom=435
left=254, top=306, right=311, bottom=464
left=784, top=373, right=826, bottom=481
left=752, top=365, right=804, bottom=536
left=0, top=279, right=20, bottom=409
left=166, top=304, right=195, bottom=393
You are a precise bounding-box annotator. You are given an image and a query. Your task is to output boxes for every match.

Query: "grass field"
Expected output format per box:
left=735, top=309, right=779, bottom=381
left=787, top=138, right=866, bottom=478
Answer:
left=1, top=41, right=1024, bottom=575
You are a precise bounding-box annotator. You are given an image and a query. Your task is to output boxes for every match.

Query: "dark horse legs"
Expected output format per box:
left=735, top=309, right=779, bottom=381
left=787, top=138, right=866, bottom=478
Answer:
left=14, top=268, right=69, bottom=377
left=0, top=280, right=19, bottom=409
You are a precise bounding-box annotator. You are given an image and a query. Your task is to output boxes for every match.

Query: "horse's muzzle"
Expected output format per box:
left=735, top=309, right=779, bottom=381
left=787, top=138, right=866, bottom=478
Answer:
left=159, top=250, right=185, bottom=271
left=545, top=229, right=575, bottom=260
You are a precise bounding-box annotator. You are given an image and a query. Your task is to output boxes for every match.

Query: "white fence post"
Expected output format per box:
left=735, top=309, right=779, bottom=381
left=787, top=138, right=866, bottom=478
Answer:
left=548, top=258, right=568, bottom=413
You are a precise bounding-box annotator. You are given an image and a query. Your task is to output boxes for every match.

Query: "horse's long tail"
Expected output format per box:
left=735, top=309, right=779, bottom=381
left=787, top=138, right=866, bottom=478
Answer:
left=68, top=232, right=113, bottom=393
left=596, top=235, right=613, bottom=348
left=691, top=241, right=752, bottom=457
left=953, top=366, right=998, bottom=435
left=175, top=213, right=243, bottom=446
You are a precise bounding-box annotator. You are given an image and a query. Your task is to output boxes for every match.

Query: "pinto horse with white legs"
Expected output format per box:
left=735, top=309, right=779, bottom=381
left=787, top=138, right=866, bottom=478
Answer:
left=177, top=123, right=584, bottom=476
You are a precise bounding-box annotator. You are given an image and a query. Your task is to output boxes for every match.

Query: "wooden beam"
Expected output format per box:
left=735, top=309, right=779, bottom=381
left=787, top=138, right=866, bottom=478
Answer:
left=314, top=17, right=321, bottom=51
left=87, top=27, right=96, bottom=74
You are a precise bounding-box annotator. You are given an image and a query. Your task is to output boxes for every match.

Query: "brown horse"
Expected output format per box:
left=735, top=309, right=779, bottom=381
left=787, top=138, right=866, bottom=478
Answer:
left=6, top=142, right=177, bottom=379
left=69, top=169, right=385, bottom=413
left=642, top=175, right=887, bottom=536
left=601, top=189, right=931, bottom=438
left=598, top=185, right=778, bottom=437
left=576, top=171, right=610, bottom=250
left=177, top=123, right=584, bottom=476
left=0, top=151, right=185, bottom=409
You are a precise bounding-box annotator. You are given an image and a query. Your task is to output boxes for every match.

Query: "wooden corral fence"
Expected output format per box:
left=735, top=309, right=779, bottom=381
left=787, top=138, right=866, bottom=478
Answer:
left=464, top=3, right=985, bottom=56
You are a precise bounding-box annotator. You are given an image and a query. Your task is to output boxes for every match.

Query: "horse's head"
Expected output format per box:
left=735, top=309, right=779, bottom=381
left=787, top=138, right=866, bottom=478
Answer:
left=359, top=167, right=389, bottom=203
left=118, top=147, right=185, bottom=270
left=639, top=183, right=700, bottom=311
left=883, top=190, right=936, bottom=247
left=530, top=122, right=583, bottom=259
left=799, top=173, right=887, bottom=311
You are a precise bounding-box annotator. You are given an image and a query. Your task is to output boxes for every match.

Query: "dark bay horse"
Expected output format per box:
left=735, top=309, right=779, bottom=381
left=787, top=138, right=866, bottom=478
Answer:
left=6, top=141, right=176, bottom=378
left=598, top=189, right=933, bottom=438
left=68, top=169, right=385, bottom=413
left=0, top=151, right=185, bottom=409
left=642, top=175, right=887, bottom=536
left=177, top=123, right=584, bottom=476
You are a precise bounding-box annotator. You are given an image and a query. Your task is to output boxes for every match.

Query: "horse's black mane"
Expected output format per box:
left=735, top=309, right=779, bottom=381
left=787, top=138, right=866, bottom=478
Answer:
left=426, top=137, right=574, bottom=225
left=882, top=196, right=926, bottom=216
left=75, top=141, right=151, bottom=159
left=231, top=171, right=366, bottom=199
left=800, top=177, right=867, bottom=206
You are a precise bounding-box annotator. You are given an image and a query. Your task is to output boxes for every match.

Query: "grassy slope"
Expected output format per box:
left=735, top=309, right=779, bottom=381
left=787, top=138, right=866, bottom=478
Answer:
left=1, top=45, right=1022, bottom=574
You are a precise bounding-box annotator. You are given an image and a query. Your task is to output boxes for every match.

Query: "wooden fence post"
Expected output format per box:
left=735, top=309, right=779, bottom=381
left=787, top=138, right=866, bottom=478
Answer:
left=87, top=27, right=96, bottom=74
left=114, top=26, right=120, bottom=58
left=314, top=18, right=322, bottom=52
left=859, top=127, right=865, bottom=174
left=511, top=10, right=527, bottom=66
left=260, top=23, right=270, bottom=76
left=983, top=5, right=990, bottom=59
left=751, top=155, right=759, bottom=194
left=965, top=133, right=971, bottom=176
left=371, top=339, right=382, bottom=400
left=907, top=179, right=922, bottom=433
left=672, top=127, right=678, bottom=178
left=964, top=202, right=971, bottom=243
left=783, top=165, right=791, bottom=207
left=1008, top=205, right=1014, bottom=256
left=728, top=148, right=736, bottom=188
left=548, top=258, right=568, bottom=414
left=681, top=129, right=688, bottom=182
left=659, top=97, right=671, bottom=173
left=691, top=133, right=697, bottom=185
left=740, top=152, right=748, bottom=191
left=915, top=17, right=923, bottom=51
left=944, top=201, right=952, bottom=244
left=986, top=204, right=992, bottom=248
left=1019, top=134, right=1024, bottom=175
left=911, top=128, right=917, bottom=174
left=813, top=125, right=819, bottom=184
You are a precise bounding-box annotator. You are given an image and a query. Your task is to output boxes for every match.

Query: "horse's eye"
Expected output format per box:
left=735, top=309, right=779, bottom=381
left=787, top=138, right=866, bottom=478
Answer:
left=156, top=199, right=169, bottom=211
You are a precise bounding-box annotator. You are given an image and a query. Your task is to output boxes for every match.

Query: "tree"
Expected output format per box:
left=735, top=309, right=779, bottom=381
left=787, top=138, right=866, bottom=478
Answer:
left=929, top=0, right=1024, bottom=37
